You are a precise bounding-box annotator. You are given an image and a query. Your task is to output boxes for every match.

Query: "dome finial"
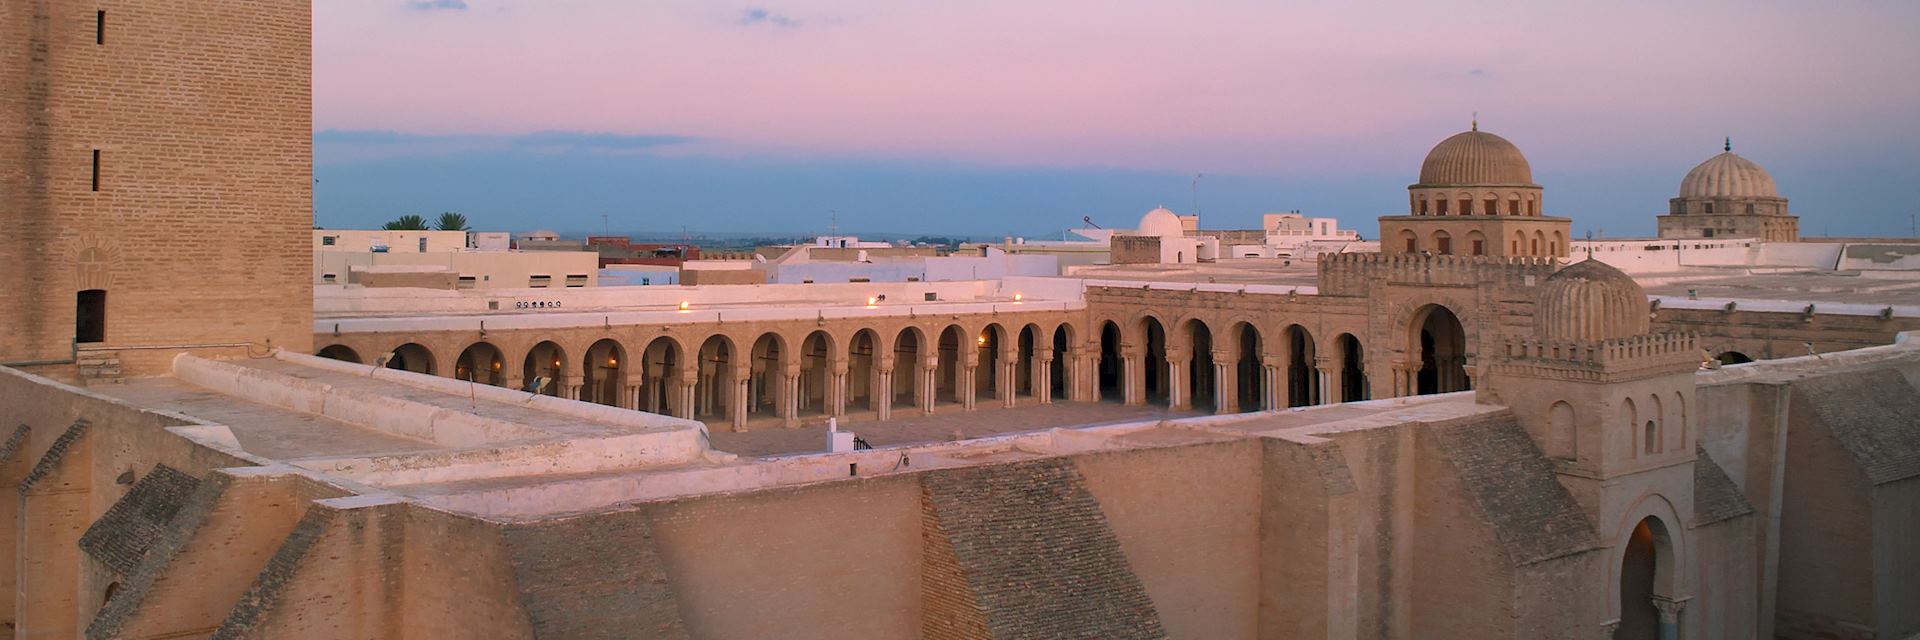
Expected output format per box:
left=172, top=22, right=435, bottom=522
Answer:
left=1471, top=112, right=1477, bottom=132
left=1724, top=136, right=1731, bottom=153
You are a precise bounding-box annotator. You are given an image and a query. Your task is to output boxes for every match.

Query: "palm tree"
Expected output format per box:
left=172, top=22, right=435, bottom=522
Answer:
left=383, top=214, right=429, bottom=230
left=434, top=212, right=471, bottom=231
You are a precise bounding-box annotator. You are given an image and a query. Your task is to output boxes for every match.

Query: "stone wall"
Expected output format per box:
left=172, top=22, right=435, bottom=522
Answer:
left=0, top=0, right=313, bottom=376
left=1656, top=307, right=1920, bottom=362
left=1074, top=440, right=1260, bottom=638
left=920, top=457, right=1165, bottom=639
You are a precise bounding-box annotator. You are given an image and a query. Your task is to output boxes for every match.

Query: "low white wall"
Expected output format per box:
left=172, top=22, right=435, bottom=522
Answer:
left=316, top=278, right=1014, bottom=315
left=1757, top=243, right=1842, bottom=269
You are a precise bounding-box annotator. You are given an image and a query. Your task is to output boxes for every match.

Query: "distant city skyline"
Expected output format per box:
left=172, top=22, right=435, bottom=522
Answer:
left=314, top=1, right=1920, bottom=237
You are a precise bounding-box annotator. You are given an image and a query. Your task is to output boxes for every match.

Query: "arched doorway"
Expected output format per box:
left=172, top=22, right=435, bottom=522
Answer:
left=850, top=329, right=880, bottom=413
left=749, top=333, right=784, bottom=417
left=1413, top=305, right=1469, bottom=395
left=1016, top=324, right=1040, bottom=401
left=1097, top=321, right=1122, bottom=402
left=454, top=342, right=505, bottom=386
left=1141, top=317, right=1168, bottom=406
left=1050, top=323, right=1074, bottom=402
left=936, top=325, right=964, bottom=406
left=694, top=335, right=735, bottom=422
left=638, top=337, right=681, bottom=414
left=798, top=331, right=833, bottom=416
left=894, top=328, right=924, bottom=409
left=386, top=343, right=435, bottom=375
left=1185, top=320, right=1215, bottom=412
left=975, top=325, right=1005, bottom=405
left=1235, top=323, right=1263, bottom=412
left=522, top=341, right=566, bottom=396
left=582, top=339, right=626, bottom=407
left=1715, top=351, right=1753, bottom=365
left=316, top=344, right=361, bottom=364
left=1617, top=516, right=1677, bottom=640
left=1337, top=333, right=1366, bottom=402
left=1284, top=325, right=1317, bottom=407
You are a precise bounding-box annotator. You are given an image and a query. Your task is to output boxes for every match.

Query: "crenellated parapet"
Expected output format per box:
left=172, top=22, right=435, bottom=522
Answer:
left=1485, top=331, right=1700, bottom=383
left=1317, top=252, right=1560, bottom=297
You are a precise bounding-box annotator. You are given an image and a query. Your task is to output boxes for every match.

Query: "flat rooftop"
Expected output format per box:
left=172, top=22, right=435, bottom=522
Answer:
left=1642, top=269, right=1920, bottom=307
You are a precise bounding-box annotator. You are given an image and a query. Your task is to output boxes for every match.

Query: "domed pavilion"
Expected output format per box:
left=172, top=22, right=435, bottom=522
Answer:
left=1658, top=139, right=1798, bottom=242
left=1380, top=122, right=1572, bottom=258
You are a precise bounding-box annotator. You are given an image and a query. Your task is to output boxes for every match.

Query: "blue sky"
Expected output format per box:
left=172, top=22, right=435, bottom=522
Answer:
left=314, top=1, right=1920, bottom=238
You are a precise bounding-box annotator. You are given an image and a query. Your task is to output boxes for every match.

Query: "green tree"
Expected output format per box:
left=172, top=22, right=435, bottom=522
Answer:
left=382, top=214, right=429, bottom=230
left=434, top=211, right=470, bottom=231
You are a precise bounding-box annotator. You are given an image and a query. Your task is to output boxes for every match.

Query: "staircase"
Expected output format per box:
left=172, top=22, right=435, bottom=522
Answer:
left=76, top=352, right=124, bottom=385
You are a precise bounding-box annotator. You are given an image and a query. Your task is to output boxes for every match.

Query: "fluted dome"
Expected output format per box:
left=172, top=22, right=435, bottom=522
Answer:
left=1136, top=207, right=1184, bottom=238
left=1535, top=259, right=1650, bottom=342
left=1679, top=151, right=1777, bottom=199
left=1418, top=129, right=1535, bottom=186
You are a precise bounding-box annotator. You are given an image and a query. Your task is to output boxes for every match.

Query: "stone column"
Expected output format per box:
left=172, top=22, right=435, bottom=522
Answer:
left=623, top=374, right=644, bottom=411
left=676, top=370, right=698, bottom=419
left=1316, top=356, right=1335, bottom=405
left=960, top=351, right=979, bottom=411
left=1086, top=350, right=1103, bottom=403
left=1167, top=349, right=1190, bottom=410
left=1035, top=349, right=1055, bottom=405
left=1262, top=356, right=1283, bottom=411
left=828, top=358, right=849, bottom=417
left=1652, top=596, right=1687, bottom=640
left=875, top=357, right=895, bottom=421
left=1000, top=348, right=1018, bottom=408
left=562, top=375, right=584, bottom=401
left=919, top=356, right=939, bottom=413
left=1123, top=348, right=1143, bottom=406
left=731, top=366, right=750, bottom=431
left=1211, top=349, right=1234, bottom=413
left=781, top=363, right=801, bottom=424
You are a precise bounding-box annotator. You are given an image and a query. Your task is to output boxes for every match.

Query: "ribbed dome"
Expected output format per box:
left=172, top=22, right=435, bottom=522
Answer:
left=1418, top=130, right=1534, bottom=186
left=1136, top=207, right=1184, bottom=238
left=1679, top=152, right=1777, bottom=198
left=1535, top=259, right=1650, bottom=342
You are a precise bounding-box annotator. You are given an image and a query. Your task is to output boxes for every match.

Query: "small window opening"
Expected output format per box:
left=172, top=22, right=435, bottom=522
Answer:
left=91, top=149, right=100, bottom=191
left=1644, top=421, right=1658, bottom=454
left=322, top=235, right=337, bottom=246
left=76, top=289, right=106, bottom=343
left=96, top=11, right=106, bottom=45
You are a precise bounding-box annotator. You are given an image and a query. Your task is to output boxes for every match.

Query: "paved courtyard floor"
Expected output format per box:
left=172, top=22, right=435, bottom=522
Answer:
left=707, top=401, right=1202, bottom=457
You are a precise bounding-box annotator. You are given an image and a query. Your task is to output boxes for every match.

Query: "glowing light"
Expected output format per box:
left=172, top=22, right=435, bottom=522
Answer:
left=1013, top=292, right=1023, bottom=302
left=678, top=301, right=690, bottom=312
left=976, top=334, right=988, bottom=346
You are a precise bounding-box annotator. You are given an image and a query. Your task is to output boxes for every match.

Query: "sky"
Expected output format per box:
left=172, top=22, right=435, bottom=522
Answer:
left=314, top=1, right=1920, bottom=239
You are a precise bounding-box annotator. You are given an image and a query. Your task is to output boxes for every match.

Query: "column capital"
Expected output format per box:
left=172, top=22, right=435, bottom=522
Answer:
left=1651, top=596, right=1688, bottom=624
left=830, top=358, right=850, bottom=376
left=1210, top=349, right=1232, bottom=362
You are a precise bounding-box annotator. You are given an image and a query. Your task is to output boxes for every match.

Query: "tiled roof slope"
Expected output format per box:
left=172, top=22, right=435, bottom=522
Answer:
left=920, top=457, right=1167, bottom=639
left=500, top=512, right=689, bottom=639
left=78, top=464, right=203, bottom=575
left=1431, top=413, right=1601, bottom=566
left=1795, top=368, right=1920, bottom=485
left=1692, top=446, right=1754, bottom=525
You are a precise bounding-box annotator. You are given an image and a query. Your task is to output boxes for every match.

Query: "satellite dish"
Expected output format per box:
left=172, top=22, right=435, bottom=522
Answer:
left=372, top=351, right=397, bottom=370
left=523, top=376, right=550, bottom=394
